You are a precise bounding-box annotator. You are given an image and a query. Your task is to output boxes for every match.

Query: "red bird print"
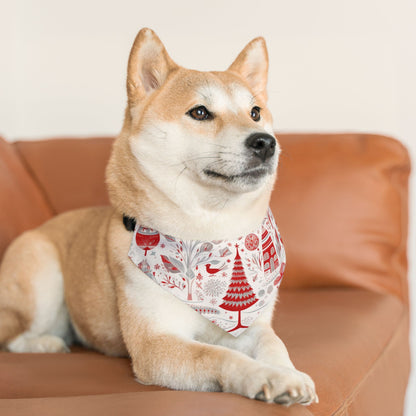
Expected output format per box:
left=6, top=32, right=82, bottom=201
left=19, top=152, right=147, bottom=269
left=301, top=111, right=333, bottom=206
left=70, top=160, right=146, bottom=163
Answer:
left=205, top=263, right=225, bottom=275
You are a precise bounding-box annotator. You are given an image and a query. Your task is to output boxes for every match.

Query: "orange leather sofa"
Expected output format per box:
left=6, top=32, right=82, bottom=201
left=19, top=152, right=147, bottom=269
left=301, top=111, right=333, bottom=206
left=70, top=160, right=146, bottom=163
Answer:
left=0, top=133, right=411, bottom=415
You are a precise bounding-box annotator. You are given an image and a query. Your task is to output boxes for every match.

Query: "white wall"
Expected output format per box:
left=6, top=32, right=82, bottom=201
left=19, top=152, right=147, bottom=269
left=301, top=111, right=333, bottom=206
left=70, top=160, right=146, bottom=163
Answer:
left=0, top=0, right=415, bottom=413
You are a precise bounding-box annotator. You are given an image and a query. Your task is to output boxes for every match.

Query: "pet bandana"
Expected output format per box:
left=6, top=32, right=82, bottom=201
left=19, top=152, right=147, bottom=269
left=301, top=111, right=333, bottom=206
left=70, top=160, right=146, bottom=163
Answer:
left=128, top=209, right=285, bottom=337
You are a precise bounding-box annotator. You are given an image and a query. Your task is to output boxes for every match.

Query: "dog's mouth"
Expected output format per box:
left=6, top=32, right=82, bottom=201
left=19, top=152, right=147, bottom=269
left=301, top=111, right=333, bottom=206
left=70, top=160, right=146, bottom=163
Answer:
left=203, top=166, right=270, bottom=182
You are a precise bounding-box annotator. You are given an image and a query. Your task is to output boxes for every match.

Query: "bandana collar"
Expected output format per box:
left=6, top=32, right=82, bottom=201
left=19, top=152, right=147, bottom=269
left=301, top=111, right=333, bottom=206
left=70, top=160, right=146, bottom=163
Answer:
left=128, top=209, right=285, bottom=337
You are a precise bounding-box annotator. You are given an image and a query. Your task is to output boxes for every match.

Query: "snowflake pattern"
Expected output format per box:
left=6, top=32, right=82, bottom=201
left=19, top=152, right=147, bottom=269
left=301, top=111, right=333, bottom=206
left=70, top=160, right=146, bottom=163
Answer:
left=204, top=278, right=228, bottom=297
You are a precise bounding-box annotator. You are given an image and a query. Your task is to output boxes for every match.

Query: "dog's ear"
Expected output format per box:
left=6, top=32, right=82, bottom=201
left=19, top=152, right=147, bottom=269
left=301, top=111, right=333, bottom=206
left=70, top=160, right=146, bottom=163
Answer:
left=228, top=37, right=269, bottom=102
left=127, top=28, right=178, bottom=105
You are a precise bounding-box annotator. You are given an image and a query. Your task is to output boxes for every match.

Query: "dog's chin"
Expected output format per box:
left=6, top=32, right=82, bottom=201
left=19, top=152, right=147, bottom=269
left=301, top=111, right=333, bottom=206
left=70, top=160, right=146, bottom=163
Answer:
left=201, top=166, right=272, bottom=193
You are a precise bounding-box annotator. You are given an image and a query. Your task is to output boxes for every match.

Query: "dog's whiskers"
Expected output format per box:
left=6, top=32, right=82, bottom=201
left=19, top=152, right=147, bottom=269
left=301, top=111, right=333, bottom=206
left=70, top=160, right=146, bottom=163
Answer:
left=173, top=165, right=188, bottom=194
left=204, top=159, right=233, bottom=172
left=210, top=143, right=228, bottom=149
left=218, top=151, right=246, bottom=158
left=170, top=155, right=221, bottom=167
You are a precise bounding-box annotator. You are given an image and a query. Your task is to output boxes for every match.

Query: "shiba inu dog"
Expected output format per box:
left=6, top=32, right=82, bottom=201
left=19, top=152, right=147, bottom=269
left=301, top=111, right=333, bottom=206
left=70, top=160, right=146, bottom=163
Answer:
left=0, top=28, right=317, bottom=406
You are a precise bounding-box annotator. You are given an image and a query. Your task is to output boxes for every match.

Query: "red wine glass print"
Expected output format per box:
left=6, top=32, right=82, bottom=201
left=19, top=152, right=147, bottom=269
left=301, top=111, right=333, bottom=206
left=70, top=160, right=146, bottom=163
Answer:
left=135, top=227, right=160, bottom=256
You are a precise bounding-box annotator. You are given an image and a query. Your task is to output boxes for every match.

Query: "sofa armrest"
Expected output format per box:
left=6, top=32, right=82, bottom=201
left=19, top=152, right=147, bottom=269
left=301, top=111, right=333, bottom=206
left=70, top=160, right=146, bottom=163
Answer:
left=271, top=133, right=410, bottom=305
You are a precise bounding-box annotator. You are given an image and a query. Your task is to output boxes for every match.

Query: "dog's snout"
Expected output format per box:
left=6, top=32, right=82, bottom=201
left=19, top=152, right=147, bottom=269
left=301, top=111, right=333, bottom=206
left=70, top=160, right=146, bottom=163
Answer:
left=245, top=133, right=276, bottom=162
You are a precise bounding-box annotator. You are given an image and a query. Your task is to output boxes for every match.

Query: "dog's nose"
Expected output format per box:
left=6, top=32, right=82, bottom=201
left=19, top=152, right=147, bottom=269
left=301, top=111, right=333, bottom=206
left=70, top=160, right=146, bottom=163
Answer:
left=245, top=133, right=276, bottom=162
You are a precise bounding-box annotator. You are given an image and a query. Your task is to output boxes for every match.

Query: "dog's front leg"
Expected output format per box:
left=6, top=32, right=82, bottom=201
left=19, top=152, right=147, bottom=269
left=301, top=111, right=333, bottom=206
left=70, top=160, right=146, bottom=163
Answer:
left=117, top=291, right=316, bottom=405
left=127, top=330, right=268, bottom=394
left=123, top=326, right=317, bottom=405
left=224, top=321, right=296, bottom=369
left=214, top=315, right=318, bottom=404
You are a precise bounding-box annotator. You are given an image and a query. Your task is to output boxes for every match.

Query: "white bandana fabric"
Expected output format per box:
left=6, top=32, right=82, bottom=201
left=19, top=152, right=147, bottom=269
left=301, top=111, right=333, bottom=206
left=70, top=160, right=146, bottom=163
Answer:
left=128, top=209, right=286, bottom=337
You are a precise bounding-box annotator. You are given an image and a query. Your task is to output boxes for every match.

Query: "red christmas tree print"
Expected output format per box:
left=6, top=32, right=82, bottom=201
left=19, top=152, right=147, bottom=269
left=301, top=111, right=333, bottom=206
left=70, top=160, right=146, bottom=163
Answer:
left=219, top=244, right=258, bottom=332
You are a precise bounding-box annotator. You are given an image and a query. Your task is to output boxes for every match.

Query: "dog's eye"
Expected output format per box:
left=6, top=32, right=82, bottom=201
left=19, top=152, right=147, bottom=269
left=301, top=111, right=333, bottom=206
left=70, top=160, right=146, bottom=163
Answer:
left=188, top=106, right=212, bottom=121
left=250, top=106, right=261, bottom=122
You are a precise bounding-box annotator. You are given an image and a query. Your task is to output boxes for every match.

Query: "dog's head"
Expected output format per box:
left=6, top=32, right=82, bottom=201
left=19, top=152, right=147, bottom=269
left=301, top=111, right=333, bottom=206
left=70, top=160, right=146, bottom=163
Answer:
left=107, top=29, right=279, bottom=228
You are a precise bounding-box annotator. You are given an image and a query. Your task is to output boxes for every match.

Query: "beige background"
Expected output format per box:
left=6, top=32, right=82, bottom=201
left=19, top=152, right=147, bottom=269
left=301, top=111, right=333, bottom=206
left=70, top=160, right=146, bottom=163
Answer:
left=0, top=0, right=415, bottom=413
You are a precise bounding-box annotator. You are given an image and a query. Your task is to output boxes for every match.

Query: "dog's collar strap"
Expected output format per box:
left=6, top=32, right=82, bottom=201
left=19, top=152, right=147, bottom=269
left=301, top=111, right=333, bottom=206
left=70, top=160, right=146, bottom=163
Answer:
left=127, top=208, right=285, bottom=337
left=123, top=215, right=137, bottom=232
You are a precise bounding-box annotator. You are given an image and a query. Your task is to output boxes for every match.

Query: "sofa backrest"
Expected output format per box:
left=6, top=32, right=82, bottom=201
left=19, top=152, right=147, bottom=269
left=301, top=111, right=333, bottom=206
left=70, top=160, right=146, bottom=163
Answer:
left=14, top=137, right=112, bottom=213
left=271, top=134, right=410, bottom=305
left=1, top=134, right=410, bottom=304
left=0, top=137, right=53, bottom=257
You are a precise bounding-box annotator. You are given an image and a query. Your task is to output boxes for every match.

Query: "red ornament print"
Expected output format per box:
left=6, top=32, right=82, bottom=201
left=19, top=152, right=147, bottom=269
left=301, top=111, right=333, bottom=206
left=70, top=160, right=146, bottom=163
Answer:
left=135, top=226, right=160, bottom=256
left=245, top=233, right=259, bottom=251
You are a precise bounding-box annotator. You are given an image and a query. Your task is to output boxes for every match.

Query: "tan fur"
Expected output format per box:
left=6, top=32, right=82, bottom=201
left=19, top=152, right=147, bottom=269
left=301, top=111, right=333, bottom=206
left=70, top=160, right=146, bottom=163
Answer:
left=0, top=231, right=45, bottom=344
left=0, top=28, right=317, bottom=405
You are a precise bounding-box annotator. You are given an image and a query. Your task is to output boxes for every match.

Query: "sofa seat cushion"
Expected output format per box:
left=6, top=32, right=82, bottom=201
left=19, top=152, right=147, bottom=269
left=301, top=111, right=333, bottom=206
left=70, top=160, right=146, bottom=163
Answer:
left=0, top=288, right=409, bottom=415
left=275, top=289, right=409, bottom=415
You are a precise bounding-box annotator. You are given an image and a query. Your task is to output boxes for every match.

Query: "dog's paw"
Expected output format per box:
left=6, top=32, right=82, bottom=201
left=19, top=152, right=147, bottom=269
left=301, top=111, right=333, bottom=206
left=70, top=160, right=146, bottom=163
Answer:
left=247, top=366, right=318, bottom=406
left=7, top=334, right=70, bottom=353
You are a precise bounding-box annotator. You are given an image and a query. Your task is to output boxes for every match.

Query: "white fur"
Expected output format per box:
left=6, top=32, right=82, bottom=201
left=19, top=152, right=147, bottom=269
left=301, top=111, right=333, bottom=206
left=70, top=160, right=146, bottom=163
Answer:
left=196, top=83, right=260, bottom=116
left=230, top=83, right=256, bottom=110
left=7, top=260, right=71, bottom=353
left=264, top=122, right=275, bottom=136
left=123, top=261, right=203, bottom=339
left=196, top=85, right=236, bottom=113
